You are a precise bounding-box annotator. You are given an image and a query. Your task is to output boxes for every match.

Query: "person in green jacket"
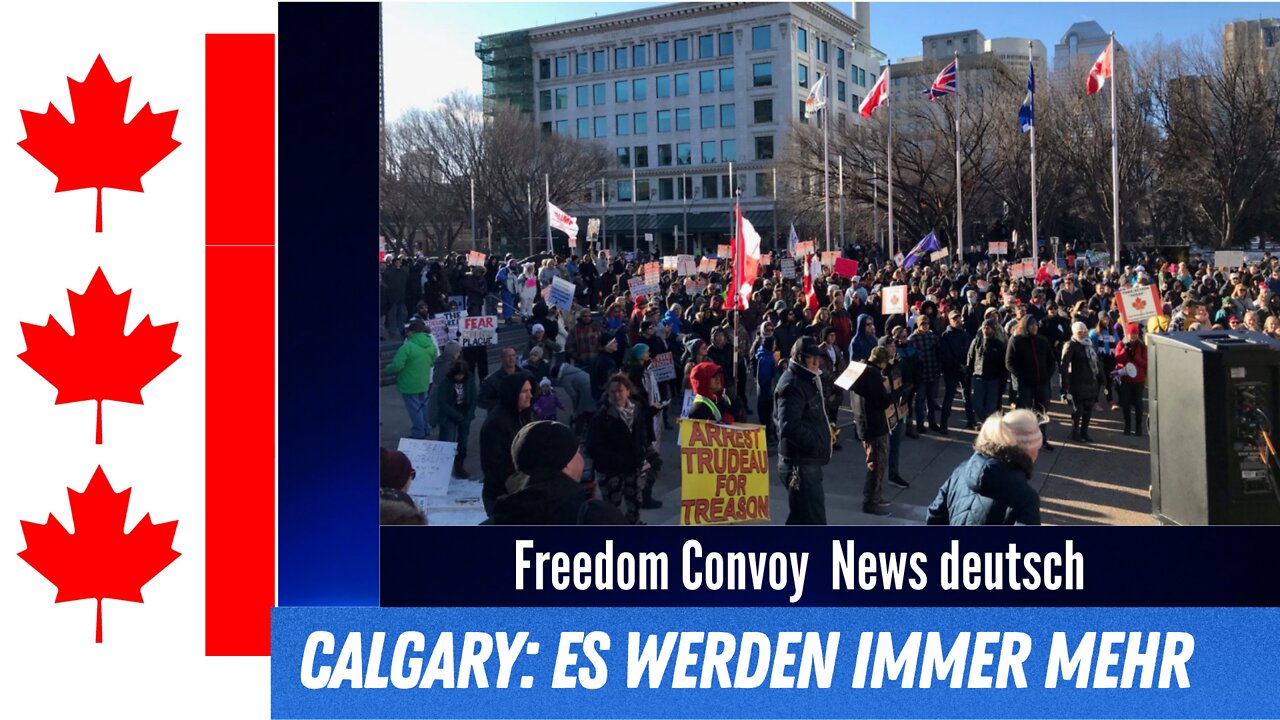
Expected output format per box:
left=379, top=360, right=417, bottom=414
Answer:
left=385, top=319, right=439, bottom=438
left=430, top=358, right=478, bottom=478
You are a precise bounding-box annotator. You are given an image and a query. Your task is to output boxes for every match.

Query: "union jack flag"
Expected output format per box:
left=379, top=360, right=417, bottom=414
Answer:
left=922, top=59, right=957, bottom=100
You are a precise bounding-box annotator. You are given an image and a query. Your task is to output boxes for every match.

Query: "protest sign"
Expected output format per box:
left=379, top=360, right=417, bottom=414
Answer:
left=685, top=278, right=707, bottom=295
left=795, top=240, right=815, bottom=256
left=650, top=352, right=676, bottom=382
left=882, top=285, right=907, bottom=315
left=624, top=252, right=636, bottom=263
left=679, top=420, right=770, bottom=526
left=716, top=244, right=730, bottom=257
left=644, top=262, right=660, bottom=289
left=662, top=255, right=677, bottom=270
left=459, top=315, right=498, bottom=347
left=930, top=248, right=950, bottom=262
left=677, top=254, right=697, bottom=276
left=548, top=276, right=576, bottom=312
left=447, top=295, right=467, bottom=311
left=1214, top=251, right=1245, bottom=269
left=586, top=218, right=600, bottom=242
left=698, top=257, right=718, bottom=273
left=780, top=258, right=796, bottom=279
left=627, top=276, right=647, bottom=298
left=425, top=318, right=450, bottom=347
left=429, top=310, right=467, bottom=346
left=398, top=438, right=456, bottom=499
left=834, top=361, right=868, bottom=391
left=680, top=389, right=694, bottom=418
left=1114, top=284, right=1162, bottom=325
left=820, top=251, right=839, bottom=269
left=759, top=253, right=771, bottom=266
left=466, top=251, right=486, bottom=268
left=833, top=257, right=859, bottom=279
left=989, top=241, right=1008, bottom=255
left=892, top=252, right=905, bottom=266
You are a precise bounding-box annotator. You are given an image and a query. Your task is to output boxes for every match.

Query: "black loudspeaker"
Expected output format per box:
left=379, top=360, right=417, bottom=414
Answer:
left=1149, top=331, right=1280, bottom=525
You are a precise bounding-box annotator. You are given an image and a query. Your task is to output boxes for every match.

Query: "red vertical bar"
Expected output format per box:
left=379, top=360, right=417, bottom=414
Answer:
left=206, top=34, right=275, bottom=656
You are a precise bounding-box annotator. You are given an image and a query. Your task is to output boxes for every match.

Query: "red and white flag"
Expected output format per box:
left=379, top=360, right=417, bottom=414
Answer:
left=723, top=205, right=761, bottom=310
left=547, top=200, right=579, bottom=237
left=1086, top=40, right=1113, bottom=95
left=858, top=64, right=890, bottom=118
left=802, top=253, right=820, bottom=312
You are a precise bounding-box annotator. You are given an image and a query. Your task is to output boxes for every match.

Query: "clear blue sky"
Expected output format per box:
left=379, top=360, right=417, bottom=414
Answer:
left=384, top=1, right=1280, bottom=121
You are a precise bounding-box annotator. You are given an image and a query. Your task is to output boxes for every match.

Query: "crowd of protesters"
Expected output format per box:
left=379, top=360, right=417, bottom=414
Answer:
left=379, top=240, right=1280, bottom=527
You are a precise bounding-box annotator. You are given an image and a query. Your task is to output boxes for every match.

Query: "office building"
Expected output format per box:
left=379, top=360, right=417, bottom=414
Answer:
left=477, top=2, right=878, bottom=252
left=1054, top=20, right=1123, bottom=73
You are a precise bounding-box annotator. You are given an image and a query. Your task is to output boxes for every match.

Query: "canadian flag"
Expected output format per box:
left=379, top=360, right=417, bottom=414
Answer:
left=1086, top=40, right=1113, bottom=95
left=724, top=205, right=761, bottom=310
left=858, top=64, right=890, bottom=118
left=803, top=253, right=820, bottom=312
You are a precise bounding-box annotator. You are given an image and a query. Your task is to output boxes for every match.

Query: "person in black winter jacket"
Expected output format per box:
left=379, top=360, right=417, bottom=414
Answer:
left=851, top=345, right=896, bottom=515
left=927, top=408, right=1043, bottom=525
left=490, top=421, right=627, bottom=525
left=1004, top=315, right=1056, bottom=452
left=589, top=334, right=619, bottom=405
left=965, top=318, right=1007, bottom=422
left=938, top=311, right=975, bottom=431
left=480, top=372, right=534, bottom=515
left=585, top=375, right=654, bottom=524
left=1060, top=321, right=1105, bottom=443
left=773, top=337, right=832, bottom=525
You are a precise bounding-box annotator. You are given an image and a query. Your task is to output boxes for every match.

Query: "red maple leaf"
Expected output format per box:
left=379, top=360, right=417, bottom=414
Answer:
left=18, top=467, right=179, bottom=643
left=1132, top=296, right=1147, bottom=311
left=19, top=268, right=180, bottom=444
left=18, top=55, right=179, bottom=232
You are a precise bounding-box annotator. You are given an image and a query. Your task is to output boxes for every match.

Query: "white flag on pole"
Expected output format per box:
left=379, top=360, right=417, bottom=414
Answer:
left=804, top=73, right=827, bottom=118
left=547, top=201, right=579, bottom=237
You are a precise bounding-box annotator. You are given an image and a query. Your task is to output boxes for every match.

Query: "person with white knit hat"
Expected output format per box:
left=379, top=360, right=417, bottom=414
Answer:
left=926, top=409, right=1043, bottom=525
left=1060, top=321, right=1105, bottom=443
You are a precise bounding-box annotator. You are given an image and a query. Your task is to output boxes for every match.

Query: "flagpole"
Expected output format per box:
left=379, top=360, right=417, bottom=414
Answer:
left=526, top=181, right=533, bottom=257
left=838, top=154, right=845, bottom=250
left=631, top=167, right=638, bottom=256
left=822, top=75, right=832, bottom=254
left=733, top=195, right=741, bottom=377
left=872, top=159, right=879, bottom=257
left=470, top=177, right=477, bottom=251
left=953, top=52, right=964, bottom=261
left=771, top=166, right=778, bottom=254
left=601, top=176, right=607, bottom=255
left=1109, top=33, right=1120, bottom=264
left=887, top=61, right=895, bottom=260
left=1028, top=42, right=1039, bottom=272
left=545, top=173, right=553, bottom=254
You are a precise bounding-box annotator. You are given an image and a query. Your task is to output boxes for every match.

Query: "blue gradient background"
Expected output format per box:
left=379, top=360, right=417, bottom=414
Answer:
left=273, top=606, right=1280, bottom=718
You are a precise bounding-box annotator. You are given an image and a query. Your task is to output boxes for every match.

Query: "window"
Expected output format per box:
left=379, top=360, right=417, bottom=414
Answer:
left=753, top=98, right=772, bottom=123
left=720, top=32, right=734, bottom=56
left=576, top=85, right=589, bottom=107
left=593, top=50, right=606, bottom=73
left=576, top=52, right=588, bottom=74
left=798, top=100, right=808, bottom=123
left=555, top=119, right=569, bottom=135
left=860, top=68, right=867, bottom=86
left=700, top=105, right=715, bottom=129
left=656, top=75, right=671, bottom=98
left=615, top=47, right=628, bottom=70
left=798, top=63, right=809, bottom=88
left=657, top=144, right=673, bottom=166
left=617, top=147, right=631, bottom=168
left=634, top=112, right=648, bottom=134
left=633, top=44, right=648, bottom=67
left=675, top=107, right=690, bottom=131
left=636, top=178, right=651, bottom=200
left=719, top=67, right=734, bottom=91
left=869, top=72, right=875, bottom=87
left=618, top=179, right=632, bottom=201
left=701, top=140, right=717, bottom=164
left=674, top=38, right=689, bottom=62
left=753, top=62, right=772, bottom=87
left=818, top=39, right=828, bottom=62
left=851, top=94, right=860, bottom=108
left=634, top=146, right=649, bottom=167
left=659, top=177, right=675, bottom=200
left=541, top=121, right=552, bottom=136
left=797, top=27, right=807, bottom=52
left=555, top=56, right=569, bottom=77
left=755, top=171, right=773, bottom=197
left=699, top=34, right=714, bottom=58
left=539, top=58, right=551, bottom=79
left=837, top=80, right=846, bottom=102
left=752, top=25, right=770, bottom=50
left=539, top=89, right=552, bottom=111
left=699, top=69, right=714, bottom=94
left=657, top=110, right=671, bottom=132
left=594, top=83, right=606, bottom=105
left=617, top=114, right=631, bottom=136
left=655, top=41, right=670, bottom=64
left=675, top=73, right=689, bottom=96
left=577, top=117, right=590, bottom=138
left=837, top=47, right=845, bottom=69
left=721, top=174, right=741, bottom=197
left=615, top=80, right=629, bottom=103
left=721, top=139, right=737, bottom=162
left=719, top=103, right=735, bottom=128
left=676, top=142, right=691, bottom=165
left=755, top=135, right=774, bottom=160
left=594, top=116, right=607, bottom=137
left=633, top=78, right=647, bottom=101
left=555, top=88, right=568, bottom=109
left=702, top=175, right=719, bottom=199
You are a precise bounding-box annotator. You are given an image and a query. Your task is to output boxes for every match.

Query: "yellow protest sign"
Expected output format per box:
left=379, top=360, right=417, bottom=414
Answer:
left=679, top=419, right=771, bottom=525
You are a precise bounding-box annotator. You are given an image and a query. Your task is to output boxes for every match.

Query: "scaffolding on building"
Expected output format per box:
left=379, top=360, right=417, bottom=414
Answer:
left=475, top=31, right=534, bottom=114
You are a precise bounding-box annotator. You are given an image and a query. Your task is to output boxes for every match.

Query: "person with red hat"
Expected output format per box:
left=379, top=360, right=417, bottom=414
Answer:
left=1114, top=323, right=1148, bottom=436
left=687, top=361, right=735, bottom=424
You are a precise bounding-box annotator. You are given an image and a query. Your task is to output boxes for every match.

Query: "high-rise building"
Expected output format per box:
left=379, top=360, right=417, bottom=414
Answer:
left=1223, top=18, right=1280, bottom=67
left=1054, top=20, right=1122, bottom=73
left=888, top=31, right=1043, bottom=106
left=476, top=2, right=876, bottom=252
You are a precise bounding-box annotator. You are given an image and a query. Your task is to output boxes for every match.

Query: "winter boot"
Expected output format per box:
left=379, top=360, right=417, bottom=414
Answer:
left=452, top=455, right=469, bottom=479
